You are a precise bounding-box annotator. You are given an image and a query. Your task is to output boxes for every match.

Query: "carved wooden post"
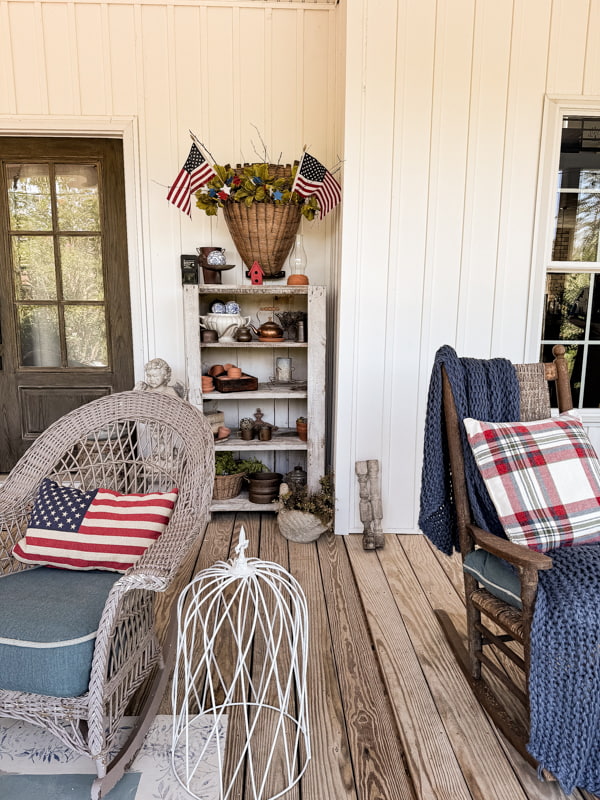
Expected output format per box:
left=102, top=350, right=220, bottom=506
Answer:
left=367, top=459, right=384, bottom=549
left=355, top=460, right=385, bottom=550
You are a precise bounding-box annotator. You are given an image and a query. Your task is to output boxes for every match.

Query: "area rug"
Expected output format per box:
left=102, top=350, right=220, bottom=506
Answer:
left=0, top=715, right=225, bottom=799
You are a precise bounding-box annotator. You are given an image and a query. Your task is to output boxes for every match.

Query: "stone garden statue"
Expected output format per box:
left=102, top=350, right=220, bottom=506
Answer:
left=134, top=358, right=185, bottom=399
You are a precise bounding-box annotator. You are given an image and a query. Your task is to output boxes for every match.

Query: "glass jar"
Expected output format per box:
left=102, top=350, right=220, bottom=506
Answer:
left=287, top=234, right=309, bottom=285
left=284, top=465, right=307, bottom=489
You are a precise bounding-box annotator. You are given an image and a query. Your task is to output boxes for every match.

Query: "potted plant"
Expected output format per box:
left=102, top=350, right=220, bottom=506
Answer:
left=295, top=416, right=307, bottom=442
left=277, top=474, right=334, bottom=543
left=195, top=163, right=319, bottom=278
left=213, top=452, right=268, bottom=500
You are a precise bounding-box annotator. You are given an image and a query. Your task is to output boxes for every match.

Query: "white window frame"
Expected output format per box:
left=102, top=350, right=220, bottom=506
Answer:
left=528, top=95, right=600, bottom=423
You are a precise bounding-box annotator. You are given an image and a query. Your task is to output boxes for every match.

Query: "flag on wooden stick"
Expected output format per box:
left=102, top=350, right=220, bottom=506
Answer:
left=291, top=151, right=341, bottom=219
left=167, top=143, right=216, bottom=217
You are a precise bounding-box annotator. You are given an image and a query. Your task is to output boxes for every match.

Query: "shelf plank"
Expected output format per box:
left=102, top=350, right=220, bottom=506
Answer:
left=203, top=382, right=307, bottom=400
left=198, top=284, right=309, bottom=296
left=200, top=341, right=308, bottom=348
left=210, top=489, right=279, bottom=513
left=214, top=431, right=308, bottom=451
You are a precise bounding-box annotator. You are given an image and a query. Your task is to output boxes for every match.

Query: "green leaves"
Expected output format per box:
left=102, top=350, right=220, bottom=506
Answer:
left=194, top=162, right=320, bottom=220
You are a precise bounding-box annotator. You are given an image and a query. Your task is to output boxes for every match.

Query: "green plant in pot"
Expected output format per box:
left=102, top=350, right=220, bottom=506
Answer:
left=213, top=452, right=268, bottom=500
left=295, top=416, right=308, bottom=442
left=277, top=474, right=334, bottom=542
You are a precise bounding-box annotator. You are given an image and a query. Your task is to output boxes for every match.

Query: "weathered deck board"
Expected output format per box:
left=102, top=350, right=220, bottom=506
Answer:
left=288, top=536, right=357, bottom=800
left=317, top=533, right=417, bottom=800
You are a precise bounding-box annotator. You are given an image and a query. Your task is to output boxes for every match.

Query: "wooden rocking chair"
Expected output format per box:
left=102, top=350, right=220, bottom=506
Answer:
left=0, top=391, right=214, bottom=799
left=435, top=345, right=573, bottom=773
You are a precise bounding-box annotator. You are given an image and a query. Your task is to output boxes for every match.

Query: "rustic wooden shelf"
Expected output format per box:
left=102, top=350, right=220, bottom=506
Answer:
left=183, top=283, right=326, bottom=511
left=210, top=489, right=279, bottom=513
left=203, top=382, right=307, bottom=400
left=200, top=341, right=308, bottom=348
left=214, top=429, right=308, bottom=451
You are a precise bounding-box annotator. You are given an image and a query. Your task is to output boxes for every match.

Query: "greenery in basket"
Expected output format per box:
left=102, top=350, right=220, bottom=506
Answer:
left=195, top=163, right=319, bottom=221
left=278, top=473, right=335, bottom=528
left=214, top=451, right=268, bottom=476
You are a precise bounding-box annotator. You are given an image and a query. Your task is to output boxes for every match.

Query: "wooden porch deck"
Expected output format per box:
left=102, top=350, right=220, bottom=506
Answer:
left=160, top=513, right=596, bottom=800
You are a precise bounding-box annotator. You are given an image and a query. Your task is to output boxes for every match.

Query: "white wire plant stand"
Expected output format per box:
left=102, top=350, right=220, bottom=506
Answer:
left=171, top=527, right=310, bottom=800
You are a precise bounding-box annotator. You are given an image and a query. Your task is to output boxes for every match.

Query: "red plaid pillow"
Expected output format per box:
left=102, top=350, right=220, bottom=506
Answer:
left=464, top=414, right=600, bottom=552
left=13, top=479, right=178, bottom=572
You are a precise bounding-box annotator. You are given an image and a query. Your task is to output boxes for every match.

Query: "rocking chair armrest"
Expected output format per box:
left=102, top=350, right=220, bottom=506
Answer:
left=468, top=525, right=553, bottom=571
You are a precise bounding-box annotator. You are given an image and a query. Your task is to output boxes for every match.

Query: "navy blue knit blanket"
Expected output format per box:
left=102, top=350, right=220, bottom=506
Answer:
left=419, top=345, right=600, bottom=793
left=418, top=345, right=520, bottom=555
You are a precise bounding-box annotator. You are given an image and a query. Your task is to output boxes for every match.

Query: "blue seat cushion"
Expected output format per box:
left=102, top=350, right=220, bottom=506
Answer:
left=463, top=548, right=522, bottom=609
left=0, top=567, right=119, bottom=697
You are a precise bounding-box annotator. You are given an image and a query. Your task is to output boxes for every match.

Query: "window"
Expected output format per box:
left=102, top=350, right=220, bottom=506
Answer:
left=5, top=160, right=107, bottom=368
left=540, top=115, right=600, bottom=408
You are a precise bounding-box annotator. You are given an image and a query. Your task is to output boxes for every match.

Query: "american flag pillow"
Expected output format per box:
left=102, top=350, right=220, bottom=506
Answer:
left=13, top=479, right=178, bottom=572
left=464, top=414, right=600, bottom=552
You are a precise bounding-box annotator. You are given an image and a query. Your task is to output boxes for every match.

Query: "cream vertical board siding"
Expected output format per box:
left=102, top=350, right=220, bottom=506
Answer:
left=0, top=0, right=341, bottom=391
left=336, top=0, right=600, bottom=534
left=491, top=0, right=551, bottom=360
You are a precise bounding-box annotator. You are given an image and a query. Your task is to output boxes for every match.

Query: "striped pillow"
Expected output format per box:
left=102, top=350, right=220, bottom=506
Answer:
left=464, top=414, right=600, bottom=552
left=13, top=479, right=178, bottom=572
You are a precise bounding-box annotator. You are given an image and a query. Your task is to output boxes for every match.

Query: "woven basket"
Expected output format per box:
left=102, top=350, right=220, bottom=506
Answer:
left=222, top=164, right=302, bottom=278
left=277, top=509, right=329, bottom=543
left=213, top=471, right=246, bottom=500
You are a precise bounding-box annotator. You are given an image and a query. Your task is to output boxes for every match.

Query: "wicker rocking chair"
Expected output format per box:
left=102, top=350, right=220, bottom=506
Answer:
left=433, top=345, right=574, bottom=775
left=0, top=391, right=214, bottom=799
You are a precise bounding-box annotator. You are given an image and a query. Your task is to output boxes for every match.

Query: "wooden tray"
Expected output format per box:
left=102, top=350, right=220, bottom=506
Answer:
left=213, top=373, right=258, bottom=393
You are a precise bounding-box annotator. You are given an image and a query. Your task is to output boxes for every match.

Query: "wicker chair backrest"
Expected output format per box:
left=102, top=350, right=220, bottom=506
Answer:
left=0, top=391, right=214, bottom=573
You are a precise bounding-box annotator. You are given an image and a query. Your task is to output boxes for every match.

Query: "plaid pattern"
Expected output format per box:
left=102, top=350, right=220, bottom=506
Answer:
left=464, top=414, right=600, bottom=552
left=13, top=479, right=178, bottom=572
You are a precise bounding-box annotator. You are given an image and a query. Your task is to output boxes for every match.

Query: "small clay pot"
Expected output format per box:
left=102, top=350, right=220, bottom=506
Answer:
left=208, top=364, right=225, bottom=377
left=258, top=425, right=272, bottom=441
left=296, top=421, right=308, bottom=441
left=287, top=274, right=309, bottom=286
left=227, top=367, right=242, bottom=378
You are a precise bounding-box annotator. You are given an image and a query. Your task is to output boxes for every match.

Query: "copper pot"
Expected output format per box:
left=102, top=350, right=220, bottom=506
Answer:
left=249, top=320, right=284, bottom=340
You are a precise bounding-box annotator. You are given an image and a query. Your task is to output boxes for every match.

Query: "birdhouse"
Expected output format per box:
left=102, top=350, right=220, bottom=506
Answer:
left=248, top=261, right=265, bottom=285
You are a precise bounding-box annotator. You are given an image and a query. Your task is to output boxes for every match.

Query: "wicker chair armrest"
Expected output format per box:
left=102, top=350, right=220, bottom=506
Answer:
left=468, top=525, right=553, bottom=571
left=123, top=512, right=207, bottom=587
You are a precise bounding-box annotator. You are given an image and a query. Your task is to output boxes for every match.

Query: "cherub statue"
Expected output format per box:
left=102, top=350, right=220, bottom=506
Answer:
left=134, top=358, right=185, bottom=399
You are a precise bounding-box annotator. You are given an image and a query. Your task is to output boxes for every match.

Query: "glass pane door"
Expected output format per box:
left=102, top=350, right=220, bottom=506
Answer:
left=6, top=161, right=108, bottom=368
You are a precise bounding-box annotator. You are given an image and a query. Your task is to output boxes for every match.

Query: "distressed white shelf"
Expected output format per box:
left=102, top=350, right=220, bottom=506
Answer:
left=210, top=490, right=280, bottom=513
left=215, top=429, right=308, bottom=451
left=183, top=283, right=326, bottom=510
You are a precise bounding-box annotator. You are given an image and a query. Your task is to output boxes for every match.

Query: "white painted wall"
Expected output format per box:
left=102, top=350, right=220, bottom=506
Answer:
left=335, top=0, right=600, bottom=534
left=0, top=0, right=343, bottom=386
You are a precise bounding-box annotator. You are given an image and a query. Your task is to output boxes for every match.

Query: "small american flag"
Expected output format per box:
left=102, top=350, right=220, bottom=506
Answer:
left=167, top=143, right=216, bottom=217
left=13, top=479, right=178, bottom=572
left=292, top=151, right=341, bottom=219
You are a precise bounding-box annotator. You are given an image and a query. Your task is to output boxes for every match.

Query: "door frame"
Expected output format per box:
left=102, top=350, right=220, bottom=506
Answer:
left=0, top=116, right=147, bottom=381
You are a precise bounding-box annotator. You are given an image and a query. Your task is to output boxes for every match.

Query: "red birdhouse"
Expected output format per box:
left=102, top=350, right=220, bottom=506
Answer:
left=248, top=261, right=265, bottom=286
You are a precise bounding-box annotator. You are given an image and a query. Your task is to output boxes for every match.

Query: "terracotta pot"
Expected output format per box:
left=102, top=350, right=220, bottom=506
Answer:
left=287, top=274, right=309, bottom=286
left=296, top=421, right=308, bottom=441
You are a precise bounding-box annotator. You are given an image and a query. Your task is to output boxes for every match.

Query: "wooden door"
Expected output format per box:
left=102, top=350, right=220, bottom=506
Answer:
left=0, top=137, right=134, bottom=472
